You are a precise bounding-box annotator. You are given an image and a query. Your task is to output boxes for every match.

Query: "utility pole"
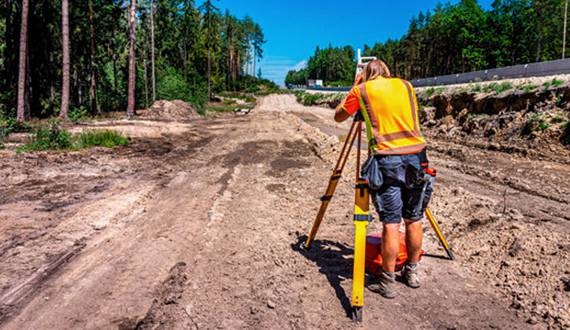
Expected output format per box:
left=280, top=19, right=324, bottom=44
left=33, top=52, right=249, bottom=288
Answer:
left=562, top=0, right=568, bottom=59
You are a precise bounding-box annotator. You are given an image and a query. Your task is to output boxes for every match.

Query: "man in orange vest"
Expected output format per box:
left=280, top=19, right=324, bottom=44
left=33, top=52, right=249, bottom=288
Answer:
left=335, top=60, right=433, bottom=299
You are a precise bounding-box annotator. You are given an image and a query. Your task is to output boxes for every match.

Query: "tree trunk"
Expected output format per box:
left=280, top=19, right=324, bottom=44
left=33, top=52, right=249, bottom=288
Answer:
left=88, top=0, right=99, bottom=114
left=562, top=0, right=568, bottom=59
left=16, top=0, right=30, bottom=122
left=143, top=47, right=149, bottom=108
left=127, top=0, right=137, bottom=117
left=535, top=31, right=542, bottom=62
left=111, top=26, right=118, bottom=94
left=253, top=53, right=256, bottom=79
left=60, top=0, right=70, bottom=120
left=207, top=47, right=211, bottom=100
left=150, top=0, right=156, bottom=101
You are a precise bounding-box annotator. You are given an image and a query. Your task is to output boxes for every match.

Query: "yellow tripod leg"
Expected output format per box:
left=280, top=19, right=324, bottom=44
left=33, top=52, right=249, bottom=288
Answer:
left=426, top=208, right=455, bottom=260
left=305, top=121, right=358, bottom=250
left=351, top=179, right=370, bottom=322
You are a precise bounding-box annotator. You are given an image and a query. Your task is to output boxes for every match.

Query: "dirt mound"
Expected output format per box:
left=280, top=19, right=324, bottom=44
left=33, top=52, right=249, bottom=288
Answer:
left=142, top=100, right=199, bottom=120
left=418, top=85, right=570, bottom=162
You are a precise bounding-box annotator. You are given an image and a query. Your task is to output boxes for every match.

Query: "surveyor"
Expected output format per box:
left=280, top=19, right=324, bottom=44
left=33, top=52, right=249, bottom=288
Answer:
left=334, top=60, right=433, bottom=299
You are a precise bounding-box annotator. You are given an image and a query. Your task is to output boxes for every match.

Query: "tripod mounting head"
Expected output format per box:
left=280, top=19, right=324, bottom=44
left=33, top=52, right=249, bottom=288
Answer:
left=353, top=111, right=365, bottom=122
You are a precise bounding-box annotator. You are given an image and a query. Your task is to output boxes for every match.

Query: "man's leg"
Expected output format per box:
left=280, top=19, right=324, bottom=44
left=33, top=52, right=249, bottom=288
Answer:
left=368, top=184, right=402, bottom=299
left=381, top=223, right=400, bottom=272
left=402, top=220, right=423, bottom=288
left=404, top=220, right=423, bottom=264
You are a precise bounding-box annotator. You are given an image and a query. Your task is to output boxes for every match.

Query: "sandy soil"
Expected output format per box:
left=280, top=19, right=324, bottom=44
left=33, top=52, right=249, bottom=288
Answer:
left=0, top=94, right=568, bottom=329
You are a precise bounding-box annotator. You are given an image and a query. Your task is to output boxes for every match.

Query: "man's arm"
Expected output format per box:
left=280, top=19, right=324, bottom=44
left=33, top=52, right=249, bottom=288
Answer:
left=334, top=103, right=352, bottom=123
left=334, top=74, right=363, bottom=123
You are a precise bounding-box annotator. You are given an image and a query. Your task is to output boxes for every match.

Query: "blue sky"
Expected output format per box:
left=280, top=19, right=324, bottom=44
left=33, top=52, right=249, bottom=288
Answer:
left=216, top=0, right=494, bottom=85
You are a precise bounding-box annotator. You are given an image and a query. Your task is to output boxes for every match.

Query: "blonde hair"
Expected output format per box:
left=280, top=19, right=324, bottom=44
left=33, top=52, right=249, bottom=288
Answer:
left=363, top=60, right=391, bottom=81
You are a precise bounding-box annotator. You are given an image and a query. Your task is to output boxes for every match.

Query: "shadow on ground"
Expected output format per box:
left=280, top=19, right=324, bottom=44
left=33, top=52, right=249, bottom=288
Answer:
left=292, top=235, right=354, bottom=319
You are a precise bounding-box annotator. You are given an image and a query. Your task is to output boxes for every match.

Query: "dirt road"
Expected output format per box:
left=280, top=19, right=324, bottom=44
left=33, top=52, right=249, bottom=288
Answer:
left=0, top=95, right=568, bottom=329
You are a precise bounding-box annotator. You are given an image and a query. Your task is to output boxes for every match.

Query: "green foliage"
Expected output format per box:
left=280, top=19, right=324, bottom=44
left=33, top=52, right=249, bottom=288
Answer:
left=423, top=87, right=446, bottom=98
left=157, top=67, right=194, bottom=102
left=470, top=84, right=483, bottom=93
left=526, top=112, right=551, bottom=133
left=551, top=115, right=566, bottom=124
left=18, top=121, right=72, bottom=152
left=519, top=83, right=539, bottom=93
left=74, top=130, right=129, bottom=149
left=543, top=78, right=565, bottom=89
left=18, top=123, right=128, bottom=153
left=285, top=69, right=308, bottom=86
left=486, top=82, right=513, bottom=94
left=536, top=121, right=551, bottom=132
left=286, top=45, right=355, bottom=86
left=156, top=66, right=208, bottom=111
left=294, top=91, right=345, bottom=107
left=468, top=82, right=512, bottom=94
left=359, top=0, right=569, bottom=81
left=219, top=92, right=256, bottom=103
left=207, top=104, right=254, bottom=113
left=1, top=0, right=267, bottom=120
left=1, top=117, right=32, bottom=134
left=69, top=106, right=89, bottom=123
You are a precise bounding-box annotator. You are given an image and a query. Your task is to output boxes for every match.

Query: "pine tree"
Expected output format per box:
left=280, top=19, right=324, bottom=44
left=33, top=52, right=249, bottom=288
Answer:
left=16, top=0, right=29, bottom=122
left=127, top=0, right=137, bottom=117
left=60, top=0, right=70, bottom=120
left=200, top=0, right=219, bottom=100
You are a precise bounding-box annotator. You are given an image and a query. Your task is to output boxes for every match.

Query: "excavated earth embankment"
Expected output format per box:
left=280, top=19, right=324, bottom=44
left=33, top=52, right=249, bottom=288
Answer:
left=417, top=84, right=570, bottom=163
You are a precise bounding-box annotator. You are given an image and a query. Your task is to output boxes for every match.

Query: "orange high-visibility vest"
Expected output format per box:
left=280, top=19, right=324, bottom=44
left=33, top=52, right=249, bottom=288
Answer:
left=342, top=77, right=426, bottom=155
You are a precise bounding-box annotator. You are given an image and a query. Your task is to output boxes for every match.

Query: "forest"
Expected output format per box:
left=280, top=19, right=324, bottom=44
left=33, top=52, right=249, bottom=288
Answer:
left=0, top=0, right=273, bottom=122
left=285, top=0, right=570, bottom=86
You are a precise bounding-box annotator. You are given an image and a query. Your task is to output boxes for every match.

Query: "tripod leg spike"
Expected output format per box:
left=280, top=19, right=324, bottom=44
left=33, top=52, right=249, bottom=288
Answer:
left=352, top=306, right=363, bottom=323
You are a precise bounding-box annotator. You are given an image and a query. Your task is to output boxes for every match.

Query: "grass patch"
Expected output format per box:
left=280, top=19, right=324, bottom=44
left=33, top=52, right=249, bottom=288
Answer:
left=17, top=122, right=72, bottom=152
left=470, top=84, right=483, bottom=93
left=0, top=117, right=32, bottom=134
left=17, top=122, right=128, bottom=153
left=543, top=78, right=565, bottom=89
left=526, top=113, right=551, bottom=133
left=536, top=121, right=551, bottom=132
left=75, top=130, right=129, bottom=149
left=294, top=91, right=345, bottom=107
left=518, top=83, right=539, bottom=93
left=207, top=104, right=254, bottom=113
left=551, top=115, right=566, bottom=124
left=423, top=87, right=446, bottom=98
left=218, top=92, right=256, bottom=104
left=69, top=106, right=89, bottom=123
left=486, top=82, right=513, bottom=94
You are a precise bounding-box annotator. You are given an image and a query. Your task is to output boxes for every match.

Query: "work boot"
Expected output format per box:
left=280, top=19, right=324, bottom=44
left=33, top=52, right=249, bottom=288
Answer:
left=368, top=271, right=396, bottom=299
left=402, top=263, right=421, bottom=288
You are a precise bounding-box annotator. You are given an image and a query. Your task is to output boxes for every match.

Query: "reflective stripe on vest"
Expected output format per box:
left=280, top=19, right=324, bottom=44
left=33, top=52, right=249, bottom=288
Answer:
left=357, top=80, right=425, bottom=154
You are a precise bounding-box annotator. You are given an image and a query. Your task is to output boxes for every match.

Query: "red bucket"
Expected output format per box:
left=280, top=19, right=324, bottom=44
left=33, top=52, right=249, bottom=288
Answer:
left=365, top=232, right=424, bottom=274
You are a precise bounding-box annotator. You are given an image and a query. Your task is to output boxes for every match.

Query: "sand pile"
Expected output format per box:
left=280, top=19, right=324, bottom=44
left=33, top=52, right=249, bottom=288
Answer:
left=143, top=100, right=199, bottom=120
